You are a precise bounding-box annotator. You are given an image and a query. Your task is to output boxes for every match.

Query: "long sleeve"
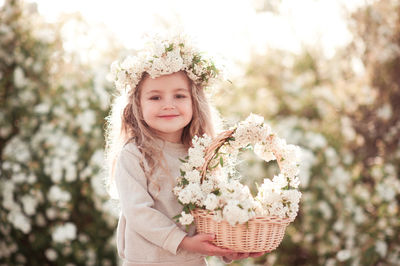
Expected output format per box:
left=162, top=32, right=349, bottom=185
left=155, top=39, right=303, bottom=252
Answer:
left=115, top=146, right=187, bottom=255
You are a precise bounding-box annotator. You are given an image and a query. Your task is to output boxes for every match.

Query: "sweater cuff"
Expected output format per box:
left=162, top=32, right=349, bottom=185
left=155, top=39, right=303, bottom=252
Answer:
left=162, top=227, right=187, bottom=255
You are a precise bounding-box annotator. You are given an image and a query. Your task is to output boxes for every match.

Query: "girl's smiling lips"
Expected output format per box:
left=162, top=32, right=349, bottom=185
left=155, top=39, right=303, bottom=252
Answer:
left=158, top=114, right=179, bottom=119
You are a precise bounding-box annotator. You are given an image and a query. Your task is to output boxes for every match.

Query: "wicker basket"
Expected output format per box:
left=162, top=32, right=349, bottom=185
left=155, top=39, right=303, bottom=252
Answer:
left=192, top=209, right=290, bottom=252
left=193, top=129, right=291, bottom=253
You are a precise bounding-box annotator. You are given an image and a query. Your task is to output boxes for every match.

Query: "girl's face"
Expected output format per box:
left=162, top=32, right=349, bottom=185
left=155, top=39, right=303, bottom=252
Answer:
left=139, top=71, right=193, bottom=143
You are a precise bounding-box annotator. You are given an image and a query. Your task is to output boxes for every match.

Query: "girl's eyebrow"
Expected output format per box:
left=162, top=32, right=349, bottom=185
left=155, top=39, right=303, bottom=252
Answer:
left=144, top=88, right=189, bottom=94
left=174, top=88, right=190, bottom=93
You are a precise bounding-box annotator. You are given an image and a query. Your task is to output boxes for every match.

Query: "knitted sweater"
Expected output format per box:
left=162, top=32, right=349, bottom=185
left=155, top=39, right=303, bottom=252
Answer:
left=115, top=139, right=207, bottom=266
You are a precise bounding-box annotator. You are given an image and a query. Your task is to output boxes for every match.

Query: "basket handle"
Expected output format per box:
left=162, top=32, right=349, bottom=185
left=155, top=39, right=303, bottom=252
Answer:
left=200, top=129, right=235, bottom=184
left=199, top=129, right=283, bottom=184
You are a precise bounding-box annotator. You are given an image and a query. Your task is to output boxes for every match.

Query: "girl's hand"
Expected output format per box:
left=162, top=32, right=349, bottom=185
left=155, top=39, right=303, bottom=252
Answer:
left=224, top=251, right=266, bottom=261
left=178, top=234, right=234, bottom=256
left=250, top=252, right=266, bottom=258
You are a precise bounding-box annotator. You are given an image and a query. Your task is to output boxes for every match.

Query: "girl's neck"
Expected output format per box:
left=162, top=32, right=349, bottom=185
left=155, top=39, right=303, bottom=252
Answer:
left=153, top=137, right=188, bottom=156
left=153, top=130, right=183, bottom=144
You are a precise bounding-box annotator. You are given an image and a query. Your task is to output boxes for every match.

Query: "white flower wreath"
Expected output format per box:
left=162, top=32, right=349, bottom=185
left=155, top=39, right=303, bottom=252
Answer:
left=173, top=114, right=302, bottom=226
left=110, top=33, right=223, bottom=93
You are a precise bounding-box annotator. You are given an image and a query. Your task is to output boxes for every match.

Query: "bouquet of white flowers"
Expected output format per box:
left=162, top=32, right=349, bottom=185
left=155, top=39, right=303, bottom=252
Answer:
left=173, top=114, right=302, bottom=252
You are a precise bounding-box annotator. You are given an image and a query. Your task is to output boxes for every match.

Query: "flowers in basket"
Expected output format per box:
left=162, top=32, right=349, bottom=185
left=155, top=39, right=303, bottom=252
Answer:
left=173, top=114, right=302, bottom=227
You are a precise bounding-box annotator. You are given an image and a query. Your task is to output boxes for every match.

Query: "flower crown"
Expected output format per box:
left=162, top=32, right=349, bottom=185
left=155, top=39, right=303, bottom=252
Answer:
left=110, top=34, right=224, bottom=92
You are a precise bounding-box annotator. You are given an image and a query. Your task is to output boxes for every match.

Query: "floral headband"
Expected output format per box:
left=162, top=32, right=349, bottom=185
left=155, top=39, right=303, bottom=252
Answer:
left=110, top=33, right=224, bottom=93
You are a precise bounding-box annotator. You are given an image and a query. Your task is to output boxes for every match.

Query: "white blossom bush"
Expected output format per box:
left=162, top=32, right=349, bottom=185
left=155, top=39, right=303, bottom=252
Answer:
left=174, top=114, right=302, bottom=226
left=0, top=1, right=119, bottom=265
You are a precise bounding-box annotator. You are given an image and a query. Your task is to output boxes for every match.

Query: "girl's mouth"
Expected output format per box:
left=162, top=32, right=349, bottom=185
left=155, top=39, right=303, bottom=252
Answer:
left=158, top=115, right=179, bottom=119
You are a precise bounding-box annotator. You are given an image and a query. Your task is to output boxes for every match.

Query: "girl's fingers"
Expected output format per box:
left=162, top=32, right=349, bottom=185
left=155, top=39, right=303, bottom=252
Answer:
left=212, top=248, right=234, bottom=256
left=237, top=253, right=249, bottom=259
left=225, top=252, right=250, bottom=260
left=250, top=252, right=265, bottom=258
left=196, top=233, right=215, bottom=242
left=207, top=245, right=234, bottom=256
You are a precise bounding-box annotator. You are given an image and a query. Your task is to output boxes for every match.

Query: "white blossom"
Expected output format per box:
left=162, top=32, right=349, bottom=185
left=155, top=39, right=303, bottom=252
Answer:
left=375, top=240, right=388, bottom=257
left=273, top=174, right=288, bottom=188
left=7, top=211, right=31, bottom=234
left=45, top=249, right=58, bottom=261
left=204, top=194, right=219, bottom=210
left=185, top=170, right=201, bottom=183
left=178, top=183, right=204, bottom=205
left=179, top=212, right=194, bottom=225
left=336, top=249, right=352, bottom=261
left=21, top=195, right=38, bottom=216
left=223, top=200, right=250, bottom=226
left=52, top=222, right=77, bottom=243
left=48, top=186, right=71, bottom=203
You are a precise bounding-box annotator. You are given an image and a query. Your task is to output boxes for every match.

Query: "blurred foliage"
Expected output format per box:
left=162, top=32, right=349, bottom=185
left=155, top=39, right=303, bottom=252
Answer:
left=212, top=0, right=400, bottom=265
left=0, top=0, right=123, bottom=264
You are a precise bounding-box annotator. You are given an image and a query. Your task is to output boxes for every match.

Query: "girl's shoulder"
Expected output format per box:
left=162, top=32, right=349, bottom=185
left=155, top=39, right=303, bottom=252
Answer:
left=120, top=141, right=142, bottom=159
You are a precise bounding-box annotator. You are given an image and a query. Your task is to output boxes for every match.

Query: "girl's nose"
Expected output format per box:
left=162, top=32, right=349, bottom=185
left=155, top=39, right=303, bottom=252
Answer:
left=162, top=98, right=176, bottom=110
left=162, top=104, right=175, bottom=110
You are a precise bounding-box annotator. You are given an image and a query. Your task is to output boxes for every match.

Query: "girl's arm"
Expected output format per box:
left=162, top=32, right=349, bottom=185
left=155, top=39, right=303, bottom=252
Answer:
left=115, top=145, right=187, bottom=255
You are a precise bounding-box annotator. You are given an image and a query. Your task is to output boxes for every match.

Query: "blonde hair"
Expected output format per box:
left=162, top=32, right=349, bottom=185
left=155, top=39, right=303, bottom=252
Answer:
left=104, top=71, right=216, bottom=199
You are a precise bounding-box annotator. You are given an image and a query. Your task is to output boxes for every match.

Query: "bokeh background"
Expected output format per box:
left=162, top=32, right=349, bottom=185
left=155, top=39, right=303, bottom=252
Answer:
left=1, top=0, right=399, bottom=265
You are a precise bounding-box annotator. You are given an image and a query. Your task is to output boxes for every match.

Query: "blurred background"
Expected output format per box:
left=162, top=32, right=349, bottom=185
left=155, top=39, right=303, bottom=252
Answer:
left=1, top=0, right=399, bottom=265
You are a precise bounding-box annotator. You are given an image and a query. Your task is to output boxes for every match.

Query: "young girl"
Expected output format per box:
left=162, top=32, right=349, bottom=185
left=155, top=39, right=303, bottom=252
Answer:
left=105, top=33, right=263, bottom=265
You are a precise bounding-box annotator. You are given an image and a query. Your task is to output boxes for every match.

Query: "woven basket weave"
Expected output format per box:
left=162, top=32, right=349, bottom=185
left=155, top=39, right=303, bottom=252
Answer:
left=192, top=209, right=290, bottom=252
left=194, top=129, right=291, bottom=252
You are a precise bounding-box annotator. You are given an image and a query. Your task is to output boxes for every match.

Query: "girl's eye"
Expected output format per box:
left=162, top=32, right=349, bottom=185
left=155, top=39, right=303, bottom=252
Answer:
left=149, top=96, right=160, bottom=100
left=176, top=94, right=187, bottom=99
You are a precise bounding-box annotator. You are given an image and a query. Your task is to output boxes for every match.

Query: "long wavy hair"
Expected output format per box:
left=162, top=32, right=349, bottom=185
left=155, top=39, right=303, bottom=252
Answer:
left=104, top=71, right=217, bottom=199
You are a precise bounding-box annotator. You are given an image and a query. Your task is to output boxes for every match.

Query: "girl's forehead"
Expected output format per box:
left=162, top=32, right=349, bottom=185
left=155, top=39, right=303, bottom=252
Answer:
left=140, top=72, right=191, bottom=92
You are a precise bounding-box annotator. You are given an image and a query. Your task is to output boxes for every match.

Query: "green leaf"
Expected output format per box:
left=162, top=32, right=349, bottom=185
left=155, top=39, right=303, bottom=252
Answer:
left=172, top=214, right=182, bottom=220
left=208, top=161, right=220, bottom=170
left=211, top=189, right=221, bottom=196
left=219, top=157, right=224, bottom=167
left=188, top=203, right=196, bottom=210
left=179, top=158, right=187, bottom=163
left=165, top=43, right=174, bottom=52
left=180, top=169, right=186, bottom=177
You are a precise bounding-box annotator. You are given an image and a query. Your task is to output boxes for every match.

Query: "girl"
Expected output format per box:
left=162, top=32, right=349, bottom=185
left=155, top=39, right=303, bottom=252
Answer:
left=105, top=34, right=263, bottom=265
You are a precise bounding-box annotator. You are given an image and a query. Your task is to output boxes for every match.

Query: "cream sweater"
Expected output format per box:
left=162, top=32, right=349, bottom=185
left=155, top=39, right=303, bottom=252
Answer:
left=115, top=139, right=207, bottom=266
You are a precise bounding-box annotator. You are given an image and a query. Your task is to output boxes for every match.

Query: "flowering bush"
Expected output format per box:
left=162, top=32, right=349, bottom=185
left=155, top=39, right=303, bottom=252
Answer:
left=0, top=1, right=119, bottom=264
left=211, top=2, right=400, bottom=265
left=174, top=114, right=301, bottom=226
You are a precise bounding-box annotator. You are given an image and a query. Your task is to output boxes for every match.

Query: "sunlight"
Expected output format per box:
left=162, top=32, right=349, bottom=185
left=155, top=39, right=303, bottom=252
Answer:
left=31, top=0, right=367, bottom=72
